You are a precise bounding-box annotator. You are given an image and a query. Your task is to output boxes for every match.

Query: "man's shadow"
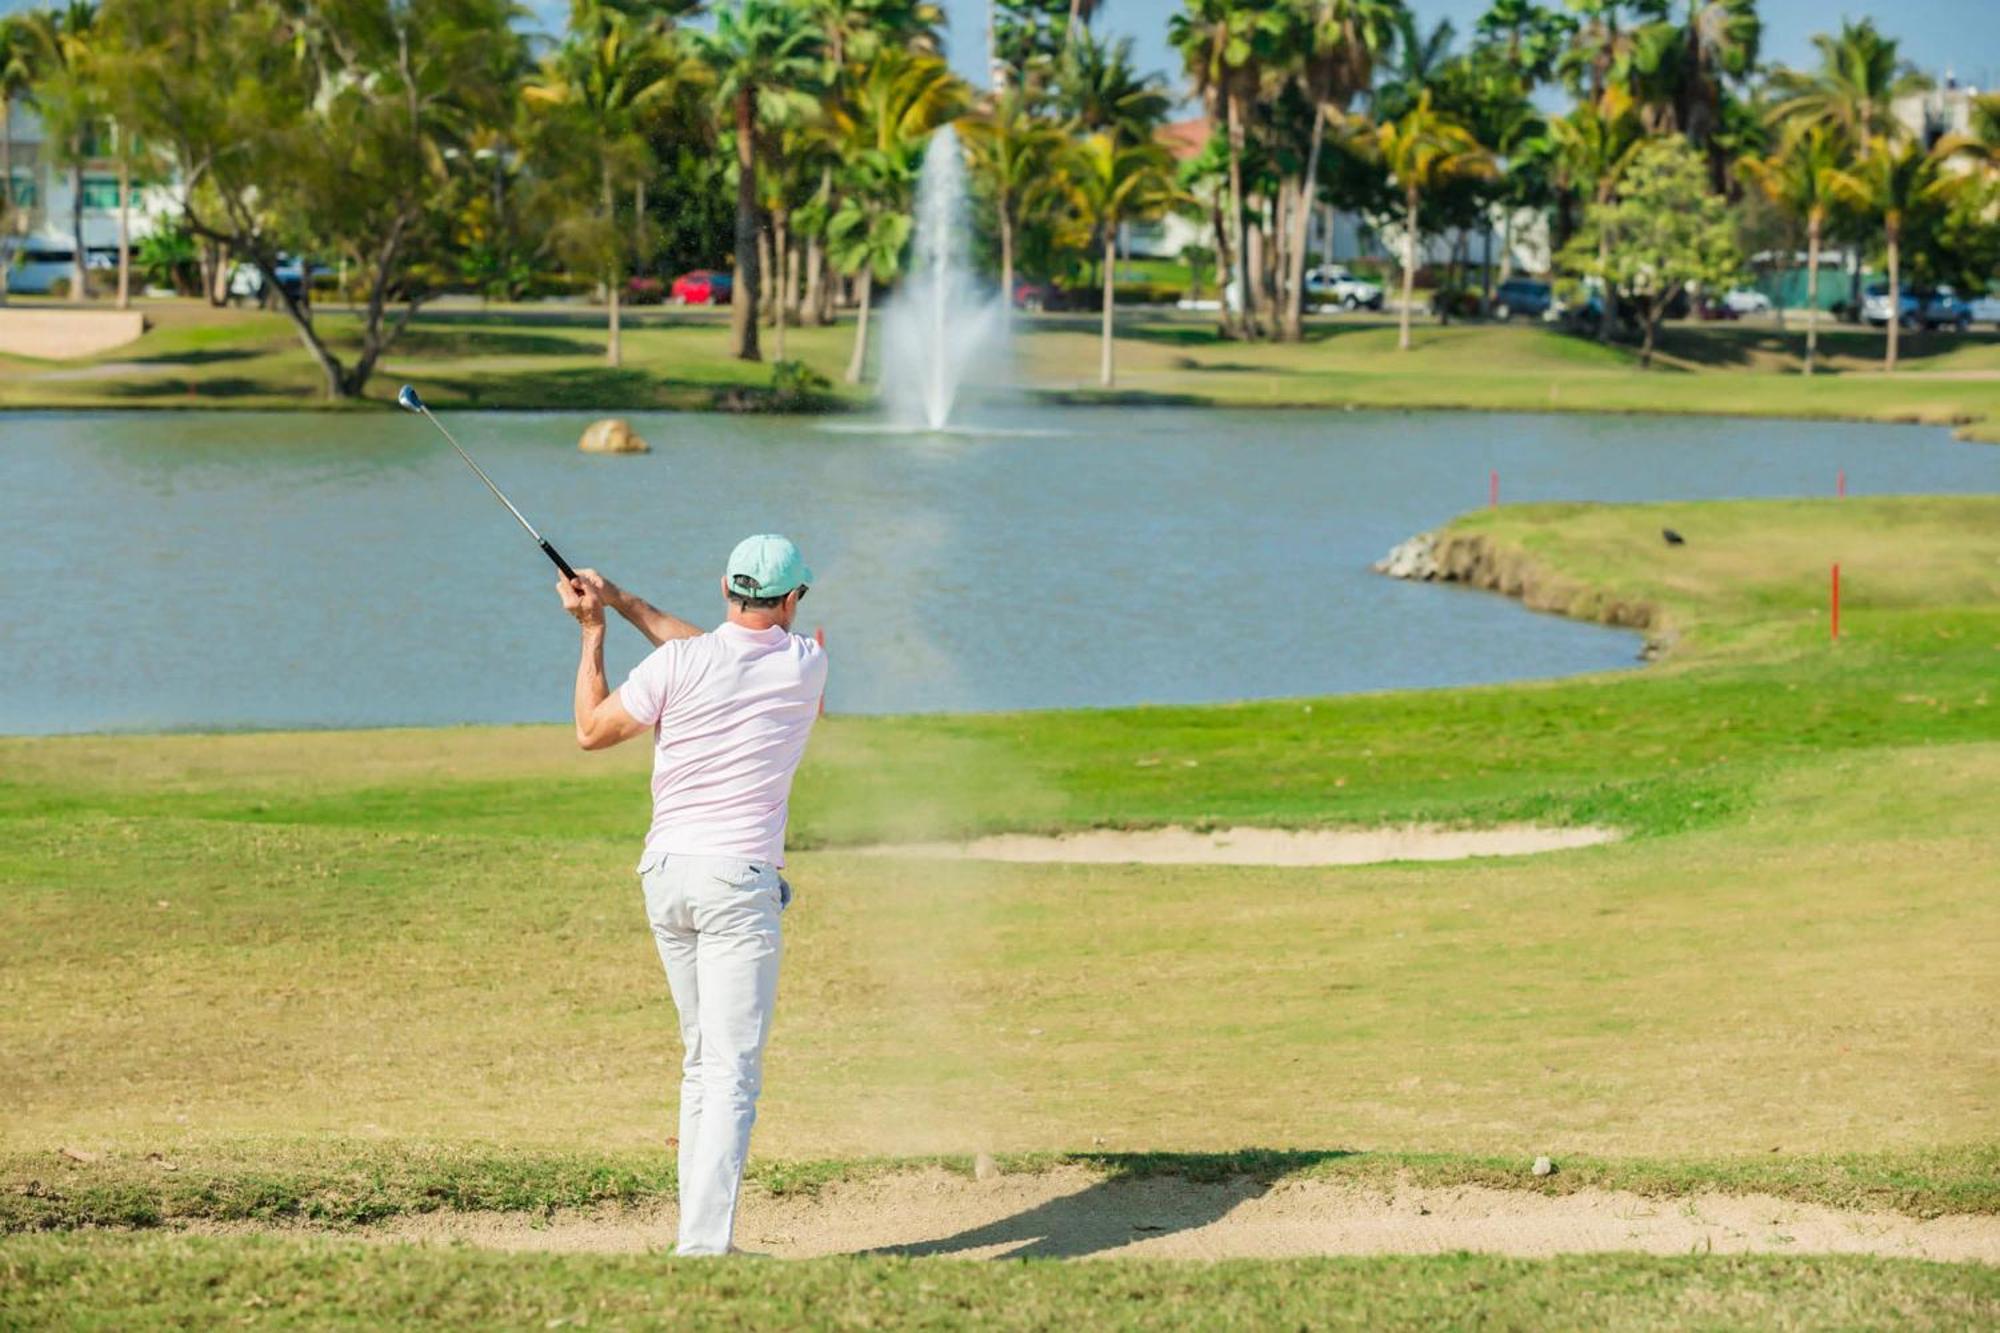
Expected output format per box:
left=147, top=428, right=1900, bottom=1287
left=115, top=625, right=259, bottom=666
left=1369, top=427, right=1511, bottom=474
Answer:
left=866, top=1150, right=1355, bottom=1260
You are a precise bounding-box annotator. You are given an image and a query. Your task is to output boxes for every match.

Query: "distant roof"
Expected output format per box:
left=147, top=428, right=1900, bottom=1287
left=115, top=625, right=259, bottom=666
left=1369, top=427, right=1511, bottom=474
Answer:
left=1157, top=116, right=1212, bottom=162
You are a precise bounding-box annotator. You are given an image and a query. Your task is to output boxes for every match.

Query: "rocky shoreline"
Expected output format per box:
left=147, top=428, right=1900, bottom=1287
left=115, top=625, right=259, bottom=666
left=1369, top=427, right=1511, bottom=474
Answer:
left=1373, top=530, right=1670, bottom=660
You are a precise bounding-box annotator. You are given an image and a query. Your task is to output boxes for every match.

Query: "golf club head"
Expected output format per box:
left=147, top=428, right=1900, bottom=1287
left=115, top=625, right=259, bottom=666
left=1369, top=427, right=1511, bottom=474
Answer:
left=396, top=384, right=426, bottom=414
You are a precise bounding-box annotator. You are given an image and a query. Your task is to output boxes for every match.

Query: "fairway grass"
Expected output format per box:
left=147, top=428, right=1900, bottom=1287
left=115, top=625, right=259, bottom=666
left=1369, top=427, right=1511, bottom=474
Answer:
left=4, top=299, right=2000, bottom=439
left=1, top=497, right=1995, bottom=1327
left=5, top=1238, right=1994, bottom=1330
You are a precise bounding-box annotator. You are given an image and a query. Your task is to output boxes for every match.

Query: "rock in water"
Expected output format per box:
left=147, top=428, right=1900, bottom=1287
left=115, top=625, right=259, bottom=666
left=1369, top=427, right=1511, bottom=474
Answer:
left=1372, top=532, right=1441, bottom=581
left=1532, top=1156, right=1555, bottom=1177
left=579, top=418, right=649, bottom=454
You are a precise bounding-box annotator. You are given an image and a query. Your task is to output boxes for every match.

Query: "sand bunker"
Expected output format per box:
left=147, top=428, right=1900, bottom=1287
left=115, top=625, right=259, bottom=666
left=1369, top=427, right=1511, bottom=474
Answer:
left=254, top=1169, right=1995, bottom=1263
left=849, top=824, right=1618, bottom=867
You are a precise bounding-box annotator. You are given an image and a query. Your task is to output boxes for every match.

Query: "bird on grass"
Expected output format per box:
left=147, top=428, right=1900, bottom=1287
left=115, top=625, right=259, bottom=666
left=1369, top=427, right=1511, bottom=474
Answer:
left=1662, top=528, right=1686, bottom=546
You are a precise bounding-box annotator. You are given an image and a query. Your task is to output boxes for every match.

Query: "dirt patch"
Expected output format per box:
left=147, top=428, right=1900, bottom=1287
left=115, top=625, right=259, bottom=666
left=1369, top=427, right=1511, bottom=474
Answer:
left=847, top=824, right=1617, bottom=866
left=200, top=1168, right=1998, bottom=1262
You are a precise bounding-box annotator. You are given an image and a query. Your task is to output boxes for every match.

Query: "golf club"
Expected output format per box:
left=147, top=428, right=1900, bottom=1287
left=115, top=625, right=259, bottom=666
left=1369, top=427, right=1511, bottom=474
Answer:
left=397, top=384, right=580, bottom=586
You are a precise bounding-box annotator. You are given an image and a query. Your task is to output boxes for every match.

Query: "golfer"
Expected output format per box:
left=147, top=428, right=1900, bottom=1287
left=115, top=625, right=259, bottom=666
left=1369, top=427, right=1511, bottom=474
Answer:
left=556, top=535, right=827, bottom=1257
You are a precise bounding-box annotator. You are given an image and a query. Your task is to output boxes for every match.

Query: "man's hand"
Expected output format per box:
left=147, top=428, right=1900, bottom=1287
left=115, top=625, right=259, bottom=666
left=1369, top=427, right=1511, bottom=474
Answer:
left=575, top=567, right=624, bottom=615
left=557, top=575, right=603, bottom=628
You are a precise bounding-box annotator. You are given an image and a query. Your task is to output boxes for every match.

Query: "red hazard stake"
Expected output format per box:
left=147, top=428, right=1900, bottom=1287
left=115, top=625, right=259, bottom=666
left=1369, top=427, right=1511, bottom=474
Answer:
left=1830, top=563, right=1840, bottom=640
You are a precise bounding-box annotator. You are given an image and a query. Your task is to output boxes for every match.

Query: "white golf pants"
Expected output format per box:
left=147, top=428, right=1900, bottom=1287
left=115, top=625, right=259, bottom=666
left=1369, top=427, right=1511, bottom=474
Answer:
left=640, top=853, right=786, bottom=1257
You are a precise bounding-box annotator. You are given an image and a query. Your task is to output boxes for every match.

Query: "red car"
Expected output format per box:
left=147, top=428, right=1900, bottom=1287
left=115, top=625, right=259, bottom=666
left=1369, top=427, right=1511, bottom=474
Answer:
left=670, top=270, right=733, bottom=305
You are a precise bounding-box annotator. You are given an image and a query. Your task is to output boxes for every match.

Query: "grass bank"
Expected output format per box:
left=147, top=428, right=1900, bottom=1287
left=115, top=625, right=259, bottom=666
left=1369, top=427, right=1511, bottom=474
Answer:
left=4, top=298, right=1999, bottom=438
left=1, top=498, right=1994, bottom=1188
left=5, top=1239, right=1993, bottom=1330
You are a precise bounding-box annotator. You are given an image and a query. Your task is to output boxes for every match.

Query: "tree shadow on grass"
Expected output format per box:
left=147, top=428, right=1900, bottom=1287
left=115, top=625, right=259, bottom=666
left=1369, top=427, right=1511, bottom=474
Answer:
left=865, top=1149, right=1353, bottom=1260
left=104, top=376, right=288, bottom=400
left=132, top=347, right=264, bottom=367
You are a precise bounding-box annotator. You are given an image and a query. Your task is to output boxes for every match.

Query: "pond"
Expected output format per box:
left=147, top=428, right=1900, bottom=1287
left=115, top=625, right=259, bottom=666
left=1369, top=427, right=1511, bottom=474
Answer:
left=1, top=406, right=1994, bottom=735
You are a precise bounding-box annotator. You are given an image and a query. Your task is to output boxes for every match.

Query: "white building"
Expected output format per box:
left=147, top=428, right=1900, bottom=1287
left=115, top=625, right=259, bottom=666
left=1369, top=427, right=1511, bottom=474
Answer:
left=2, top=97, right=181, bottom=294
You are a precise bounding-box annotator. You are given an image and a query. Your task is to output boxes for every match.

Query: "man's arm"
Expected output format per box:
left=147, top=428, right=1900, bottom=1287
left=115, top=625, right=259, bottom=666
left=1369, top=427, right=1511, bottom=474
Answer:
left=558, top=578, right=651, bottom=751
left=578, top=568, right=704, bottom=648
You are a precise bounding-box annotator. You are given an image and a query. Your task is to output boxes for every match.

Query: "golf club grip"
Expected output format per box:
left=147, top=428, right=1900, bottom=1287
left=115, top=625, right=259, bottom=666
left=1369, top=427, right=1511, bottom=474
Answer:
left=540, top=540, right=579, bottom=584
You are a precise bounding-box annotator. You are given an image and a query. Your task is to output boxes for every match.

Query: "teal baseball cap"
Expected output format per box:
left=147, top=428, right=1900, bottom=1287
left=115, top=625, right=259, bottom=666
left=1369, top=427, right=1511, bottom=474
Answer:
left=725, top=534, right=814, bottom=599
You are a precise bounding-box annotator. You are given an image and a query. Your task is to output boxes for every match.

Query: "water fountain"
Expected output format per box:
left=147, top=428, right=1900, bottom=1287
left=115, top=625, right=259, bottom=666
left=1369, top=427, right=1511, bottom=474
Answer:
left=877, top=125, right=1005, bottom=432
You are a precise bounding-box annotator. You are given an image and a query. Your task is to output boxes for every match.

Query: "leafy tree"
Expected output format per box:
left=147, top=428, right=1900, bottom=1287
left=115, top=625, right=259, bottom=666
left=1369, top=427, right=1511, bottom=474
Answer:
left=1738, top=124, right=1839, bottom=374
left=1825, top=134, right=1970, bottom=372
left=1372, top=89, right=1493, bottom=351
left=1066, top=131, right=1176, bottom=386
left=1560, top=136, right=1740, bottom=367
left=101, top=0, right=522, bottom=400
left=1548, top=85, right=1643, bottom=341
left=699, top=0, right=826, bottom=362
left=25, top=2, right=102, bottom=301
left=827, top=150, right=913, bottom=383
left=135, top=222, right=201, bottom=296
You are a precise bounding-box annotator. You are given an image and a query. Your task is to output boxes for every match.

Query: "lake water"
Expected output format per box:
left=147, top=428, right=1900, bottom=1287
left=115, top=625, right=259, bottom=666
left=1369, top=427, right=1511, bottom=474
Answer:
left=1, top=406, right=1994, bottom=735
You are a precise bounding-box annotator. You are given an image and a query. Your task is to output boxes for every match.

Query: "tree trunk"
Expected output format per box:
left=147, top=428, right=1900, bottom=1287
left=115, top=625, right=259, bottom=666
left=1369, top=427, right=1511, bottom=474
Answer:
left=1224, top=91, right=1251, bottom=339
left=1595, top=217, right=1612, bottom=344
left=70, top=158, right=86, bottom=300
left=730, top=87, right=760, bottom=362
left=1398, top=185, right=1417, bottom=351
left=1100, top=229, right=1116, bottom=388
left=1209, top=189, right=1236, bottom=338
left=1640, top=308, right=1658, bottom=367
left=116, top=149, right=130, bottom=309
left=603, top=167, right=621, bottom=368
left=1245, top=216, right=1266, bottom=340
left=772, top=213, right=788, bottom=361
left=757, top=226, right=774, bottom=327
left=1283, top=104, right=1325, bottom=342
left=209, top=241, right=230, bottom=306
left=1, top=103, right=12, bottom=305
left=844, top=269, right=872, bottom=384
left=999, top=203, right=1014, bottom=327
left=1884, top=225, right=1899, bottom=373
left=1803, top=213, right=1820, bottom=377
left=802, top=234, right=824, bottom=327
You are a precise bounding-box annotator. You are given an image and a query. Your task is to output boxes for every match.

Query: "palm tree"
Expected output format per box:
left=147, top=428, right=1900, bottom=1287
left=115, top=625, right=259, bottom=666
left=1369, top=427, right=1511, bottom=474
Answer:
left=700, top=0, right=826, bottom=362
left=1549, top=86, right=1642, bottom=343
left=1068, top=132, right=1176, bottom=387
left=1769, top=19, right=1926, bottom=151
left=1170, top=0, right=1283, bottom=339
left=1055, top=28, right=1170, bottom=146
left=1278, top=0, right=1397, bottom=341
left=526, top=3, right=696, bottom=367
left=1, top=15, right=42, bottom=304
left=1738, top=124, right=1838, bottom=375
left=1825, top=134, right=1968, bottom=373
left=960, top=85, right=1065, bottom=316
left=1374, top=90, right=1493, bottom=351
left=827, top=149, right=913, bottom=384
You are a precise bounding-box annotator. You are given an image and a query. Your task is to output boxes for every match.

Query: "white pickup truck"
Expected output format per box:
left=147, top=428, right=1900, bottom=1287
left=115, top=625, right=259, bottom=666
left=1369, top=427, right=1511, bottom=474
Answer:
left=1303, top=264, right=1385, bottom=311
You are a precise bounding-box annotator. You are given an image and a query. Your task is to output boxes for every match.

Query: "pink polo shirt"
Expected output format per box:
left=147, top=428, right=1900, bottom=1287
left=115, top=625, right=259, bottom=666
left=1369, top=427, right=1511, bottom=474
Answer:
left=617, top=622, right=828, bottom=868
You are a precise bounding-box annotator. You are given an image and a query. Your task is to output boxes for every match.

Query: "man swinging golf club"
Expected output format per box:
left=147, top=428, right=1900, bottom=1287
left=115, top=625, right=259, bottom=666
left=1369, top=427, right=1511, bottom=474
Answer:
left=556, top=535, right=826, bottom=1258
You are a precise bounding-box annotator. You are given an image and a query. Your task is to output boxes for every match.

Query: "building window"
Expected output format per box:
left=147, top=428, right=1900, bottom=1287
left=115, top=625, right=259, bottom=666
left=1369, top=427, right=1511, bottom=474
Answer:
left=6, top=172, right=35, bottom=209
left=80, top=176, right=123, bottom=210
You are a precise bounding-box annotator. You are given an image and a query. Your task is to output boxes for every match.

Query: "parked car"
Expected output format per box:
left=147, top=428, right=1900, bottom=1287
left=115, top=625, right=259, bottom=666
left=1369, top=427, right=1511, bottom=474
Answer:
left=1861, top=283, right=1971, bottom=331
left=1969, top=293, right=2000, bottom=328
left=227, top=256, right=313, bottom=305
left=1303, top=264, right=1384, bottom=311
left=1721, top=288, right=1772, bottom=316
left=1697, top=296, right=1741, bottom=321
left=670, top=269, right=732, bottom=305
left=1490, top=277, right=1553, bottom=320
left=1012, top=279, right=1051, bottom=311
left=2, top=240, right=114, bottom=295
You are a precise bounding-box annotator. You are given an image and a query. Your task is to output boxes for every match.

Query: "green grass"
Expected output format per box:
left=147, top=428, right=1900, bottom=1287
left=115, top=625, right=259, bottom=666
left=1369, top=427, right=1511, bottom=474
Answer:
left=2, top=1237, right=1995, bottom=1330
left=4, top=298, right=1999, bottom=438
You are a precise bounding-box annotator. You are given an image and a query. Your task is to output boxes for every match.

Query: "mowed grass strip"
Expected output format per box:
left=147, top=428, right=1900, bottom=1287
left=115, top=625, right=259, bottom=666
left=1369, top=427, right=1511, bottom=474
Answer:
left=2, top=1236, right=1995, bottom=1332
left=6, top=1144, right=1997, bottom=1233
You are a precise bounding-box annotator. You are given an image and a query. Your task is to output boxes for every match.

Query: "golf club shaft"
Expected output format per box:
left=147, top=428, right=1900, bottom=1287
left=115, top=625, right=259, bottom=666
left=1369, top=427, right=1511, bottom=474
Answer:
left=418, top=405, right=579, bottom=583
